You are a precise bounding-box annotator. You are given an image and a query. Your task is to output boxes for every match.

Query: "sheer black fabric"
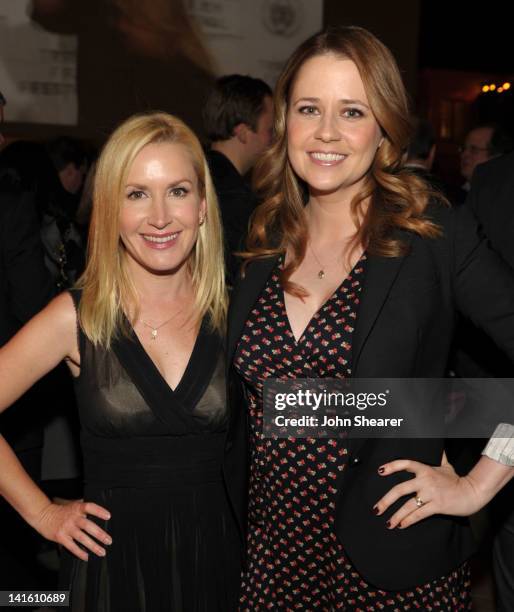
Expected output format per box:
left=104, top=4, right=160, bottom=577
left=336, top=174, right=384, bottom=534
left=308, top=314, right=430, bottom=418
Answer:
left=60, top=291, right=240, bottom=611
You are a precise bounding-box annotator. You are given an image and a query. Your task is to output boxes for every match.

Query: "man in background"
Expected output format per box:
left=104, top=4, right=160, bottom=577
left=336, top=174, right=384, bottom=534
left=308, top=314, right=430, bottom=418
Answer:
left=203, top=74, right=273, bottom=283
left=455, top=123, right=513, bottom=204
left=47, top=136, right=88, bottom=199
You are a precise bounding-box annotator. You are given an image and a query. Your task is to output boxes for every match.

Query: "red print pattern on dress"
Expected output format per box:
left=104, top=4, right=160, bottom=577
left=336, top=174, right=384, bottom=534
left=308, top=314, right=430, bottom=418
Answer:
left=235, top=255, right=471, bottom=610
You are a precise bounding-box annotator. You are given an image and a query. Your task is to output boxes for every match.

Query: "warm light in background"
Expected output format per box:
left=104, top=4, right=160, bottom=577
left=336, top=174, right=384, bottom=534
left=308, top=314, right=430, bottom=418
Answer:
left=481, top=81, right=512, bottom=94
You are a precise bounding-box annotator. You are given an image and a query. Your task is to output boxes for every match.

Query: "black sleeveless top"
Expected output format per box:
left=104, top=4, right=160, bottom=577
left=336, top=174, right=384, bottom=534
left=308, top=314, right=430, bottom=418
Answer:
left=60, top=290, right=240, bottom=612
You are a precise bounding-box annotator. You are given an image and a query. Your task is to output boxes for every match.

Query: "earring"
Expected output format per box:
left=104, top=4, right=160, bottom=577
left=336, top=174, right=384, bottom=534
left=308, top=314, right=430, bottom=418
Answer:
left=199, top=216, right=205, bottom=226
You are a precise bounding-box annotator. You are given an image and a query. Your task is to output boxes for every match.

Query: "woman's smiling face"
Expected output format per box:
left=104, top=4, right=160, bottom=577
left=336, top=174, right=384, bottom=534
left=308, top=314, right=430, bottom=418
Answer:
left=119, top=141, right=205, bottom=276
left=286, top=53, right=383, bottom=201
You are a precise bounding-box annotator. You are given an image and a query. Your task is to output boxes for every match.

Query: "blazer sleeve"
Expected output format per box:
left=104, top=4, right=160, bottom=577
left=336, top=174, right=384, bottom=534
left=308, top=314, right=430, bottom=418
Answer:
left=452, top=204, right=514, bottom=360
left=2, top=193, right=53, bottom=325
left=450, top=204, right=514, bottom=443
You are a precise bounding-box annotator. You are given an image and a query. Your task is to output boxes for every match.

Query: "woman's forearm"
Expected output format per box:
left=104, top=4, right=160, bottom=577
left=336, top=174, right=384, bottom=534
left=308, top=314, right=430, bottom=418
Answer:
left=0, top=434, right=52, bottom=530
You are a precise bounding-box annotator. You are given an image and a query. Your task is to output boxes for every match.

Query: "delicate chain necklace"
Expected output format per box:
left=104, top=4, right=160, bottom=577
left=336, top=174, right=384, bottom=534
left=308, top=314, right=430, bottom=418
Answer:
left=139, top=311, right=182, bottom=340
left=308, top=241, right=342, bottom=280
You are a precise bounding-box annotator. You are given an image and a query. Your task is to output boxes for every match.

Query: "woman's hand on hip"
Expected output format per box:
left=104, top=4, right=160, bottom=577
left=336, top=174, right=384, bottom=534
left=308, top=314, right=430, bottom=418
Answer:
left=32, top=500, right=112, bottom=561
left=373, top=453, right=487, bottom=529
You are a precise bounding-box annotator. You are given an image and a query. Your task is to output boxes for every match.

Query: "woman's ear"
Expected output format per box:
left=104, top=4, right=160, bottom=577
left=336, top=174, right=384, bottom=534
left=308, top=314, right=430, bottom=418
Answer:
left=199, top=198, right=207, bottom=225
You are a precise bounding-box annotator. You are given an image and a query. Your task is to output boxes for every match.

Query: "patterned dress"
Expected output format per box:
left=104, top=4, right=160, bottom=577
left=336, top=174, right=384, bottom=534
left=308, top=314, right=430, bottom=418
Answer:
left=234, top=255, right=471, bottom=610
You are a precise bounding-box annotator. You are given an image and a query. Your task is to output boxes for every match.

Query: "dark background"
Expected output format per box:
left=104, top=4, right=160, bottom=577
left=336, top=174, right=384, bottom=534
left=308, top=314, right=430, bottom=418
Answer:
left=1, top=0, right=512, bottom=152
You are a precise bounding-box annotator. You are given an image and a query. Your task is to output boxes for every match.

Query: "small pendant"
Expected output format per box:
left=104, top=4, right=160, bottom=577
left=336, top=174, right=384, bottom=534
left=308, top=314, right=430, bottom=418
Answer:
left=318, top=269, right=325, bottom=279
left=151, top=329, right=157, bottom=340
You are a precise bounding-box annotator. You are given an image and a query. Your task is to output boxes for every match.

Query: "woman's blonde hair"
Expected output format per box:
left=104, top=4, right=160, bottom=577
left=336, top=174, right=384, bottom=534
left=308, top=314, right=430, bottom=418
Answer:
left=244, top=26, right=443, bottom=296
left=77, top=111, right=226, bottom=347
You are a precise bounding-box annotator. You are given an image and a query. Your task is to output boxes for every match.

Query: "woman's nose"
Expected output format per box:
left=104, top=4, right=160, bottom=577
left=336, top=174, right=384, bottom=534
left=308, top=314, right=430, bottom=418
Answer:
left=314, top=112, right=341, bottom=143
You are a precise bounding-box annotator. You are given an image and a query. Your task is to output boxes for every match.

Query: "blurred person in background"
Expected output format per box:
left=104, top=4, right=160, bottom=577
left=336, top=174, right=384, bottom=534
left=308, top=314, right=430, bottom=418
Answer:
left=203, top=74, right=273, bottom=283
left=453, top=123, right=514, bottom=205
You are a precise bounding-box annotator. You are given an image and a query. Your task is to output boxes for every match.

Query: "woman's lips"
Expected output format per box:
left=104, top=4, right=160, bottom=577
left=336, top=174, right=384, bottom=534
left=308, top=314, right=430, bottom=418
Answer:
left=141, top=231, right=179, bottom=249
left=308, top=151, right=347, bottom=166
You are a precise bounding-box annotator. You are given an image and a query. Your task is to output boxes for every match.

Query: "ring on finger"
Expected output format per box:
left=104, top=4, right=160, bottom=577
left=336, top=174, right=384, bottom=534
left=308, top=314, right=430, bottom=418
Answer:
left=415, top=495, right=425, bottom=507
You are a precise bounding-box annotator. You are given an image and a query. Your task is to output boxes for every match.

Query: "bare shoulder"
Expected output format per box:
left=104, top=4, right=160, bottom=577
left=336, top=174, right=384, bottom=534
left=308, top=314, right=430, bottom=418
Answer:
left=3, top=291, right=79, bottom=363
left=0, top=292, right=80, bottom=411
left=46, top=291, right=77, bottom=324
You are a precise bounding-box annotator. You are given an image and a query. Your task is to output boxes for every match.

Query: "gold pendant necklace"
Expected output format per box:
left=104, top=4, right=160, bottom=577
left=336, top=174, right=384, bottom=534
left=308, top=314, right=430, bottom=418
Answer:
left=308, top=242, right=327, bottom=279
left=139, top=311, right=181, bottom=340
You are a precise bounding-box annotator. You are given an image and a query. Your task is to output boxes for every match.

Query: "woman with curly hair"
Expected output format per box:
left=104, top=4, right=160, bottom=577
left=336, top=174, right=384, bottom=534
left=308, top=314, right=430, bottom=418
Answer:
left=224, top=26, right=514, bottom=609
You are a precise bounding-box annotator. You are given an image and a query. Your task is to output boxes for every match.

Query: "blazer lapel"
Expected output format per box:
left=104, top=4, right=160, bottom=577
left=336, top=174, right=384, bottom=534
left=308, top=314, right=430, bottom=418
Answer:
left=226, top=255, right=279, bottom=375
left=352, top=238, right=412, bottom=375
left=349, top=237, right=412, bottom=458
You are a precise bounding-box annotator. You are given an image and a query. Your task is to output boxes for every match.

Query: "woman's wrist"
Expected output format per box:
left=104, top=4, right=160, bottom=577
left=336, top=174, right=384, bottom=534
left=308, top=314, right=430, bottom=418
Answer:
left=465, top=454, right=514, bottom=508
left=21, top=493, right=54, bottom=532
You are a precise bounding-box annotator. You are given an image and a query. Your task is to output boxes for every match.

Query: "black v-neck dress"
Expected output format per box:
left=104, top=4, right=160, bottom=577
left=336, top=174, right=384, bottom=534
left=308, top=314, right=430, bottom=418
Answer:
left=60, top=291, right=240, bottom=612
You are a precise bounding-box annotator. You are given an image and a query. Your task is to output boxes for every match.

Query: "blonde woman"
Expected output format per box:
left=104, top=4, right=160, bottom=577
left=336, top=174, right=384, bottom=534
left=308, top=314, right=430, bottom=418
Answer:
left=0, top=113, right=240, bottom=610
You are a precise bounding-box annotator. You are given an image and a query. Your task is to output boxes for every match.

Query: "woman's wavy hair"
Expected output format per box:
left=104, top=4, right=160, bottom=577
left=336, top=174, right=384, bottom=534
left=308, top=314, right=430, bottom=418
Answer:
left=244, top=26, right=444, bottom=296
left=77, top=112, right=227, bottom=347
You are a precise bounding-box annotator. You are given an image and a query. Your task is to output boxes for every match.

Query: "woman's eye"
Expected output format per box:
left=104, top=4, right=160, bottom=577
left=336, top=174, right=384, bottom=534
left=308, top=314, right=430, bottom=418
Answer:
left=171, top=187, right=188, bottom=197
left=127, top=190, right=145, bottom=200
left=343, top=108, right=364, bottom=119
left=298, top=105, right=319, bottom=115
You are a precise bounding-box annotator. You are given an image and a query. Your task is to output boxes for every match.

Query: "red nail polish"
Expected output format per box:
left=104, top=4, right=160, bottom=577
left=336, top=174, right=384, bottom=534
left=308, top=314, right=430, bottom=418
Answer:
left=378, top=466, right=385, bottom=474
left=386, top=520, right=391, bottom=528
left=373, top=505, right=379, bottom=515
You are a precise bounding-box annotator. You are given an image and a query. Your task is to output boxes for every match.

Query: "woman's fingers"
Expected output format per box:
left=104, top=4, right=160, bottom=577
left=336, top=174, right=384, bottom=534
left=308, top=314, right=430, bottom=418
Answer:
left=77, top=516, right=112, bottom=546
left=377, top=459, right=424, bottom=476
left=374, top=460, right=430, bottom=515
left=61, top=535, right=89, bottom=562
left=373, top=479, right=419, bottom=515
left=373, top=457, right=483, bottom=529
left=385, top=496, right=432, bottom=529
left=71, top=527, right=107, bottom=557
left=83, top=502, right=111, bottom=521
left=43, top=501, right=112, bottom=561
left=397, top=501, right=433, bottom=529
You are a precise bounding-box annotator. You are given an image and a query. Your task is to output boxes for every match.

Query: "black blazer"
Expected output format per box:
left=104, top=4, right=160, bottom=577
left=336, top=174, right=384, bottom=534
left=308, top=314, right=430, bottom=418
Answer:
left=467, top=151, right=514, bottom=269
left=222, top=202, right=514, bottom=590
left=452, top=151, right=514, bottom=379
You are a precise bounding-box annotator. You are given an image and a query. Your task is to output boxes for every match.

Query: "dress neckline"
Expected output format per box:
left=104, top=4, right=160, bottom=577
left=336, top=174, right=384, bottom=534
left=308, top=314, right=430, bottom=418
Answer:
left=281, top=253, right=367, bottom=344
left=111, top=315, right=223, bottom=434
left=127, top=317, right=203, bottom=395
